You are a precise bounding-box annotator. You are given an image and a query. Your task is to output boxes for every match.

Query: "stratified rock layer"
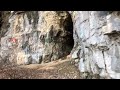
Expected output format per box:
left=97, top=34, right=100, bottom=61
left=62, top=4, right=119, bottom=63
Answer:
left=71, top=11, right=120, bottom=79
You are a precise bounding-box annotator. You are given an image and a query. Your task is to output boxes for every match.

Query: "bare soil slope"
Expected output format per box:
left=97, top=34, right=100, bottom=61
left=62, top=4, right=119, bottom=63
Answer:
left=0, top=56, right=80, bottom=79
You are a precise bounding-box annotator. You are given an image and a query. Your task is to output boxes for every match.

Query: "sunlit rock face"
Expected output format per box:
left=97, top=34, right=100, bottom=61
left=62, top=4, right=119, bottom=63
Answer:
left=0, top=11, right=74, bottom=65
left=71, top=11, right=120, bottom=79
left=1, top=11, right=120, bottom=79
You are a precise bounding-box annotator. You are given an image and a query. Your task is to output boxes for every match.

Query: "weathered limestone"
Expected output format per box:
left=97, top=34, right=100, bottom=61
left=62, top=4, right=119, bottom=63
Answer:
left=71, top=11, right=120, bottom=79
left=1, top=11, right=120, bottom=79
left=0, top=11, right=74, bottom=65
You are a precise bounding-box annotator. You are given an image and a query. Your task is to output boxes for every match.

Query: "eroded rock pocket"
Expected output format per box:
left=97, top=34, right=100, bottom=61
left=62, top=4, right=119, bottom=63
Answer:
left=42, top=11, right=74, bottom=63
left=0, top=11, right=74, bottom=65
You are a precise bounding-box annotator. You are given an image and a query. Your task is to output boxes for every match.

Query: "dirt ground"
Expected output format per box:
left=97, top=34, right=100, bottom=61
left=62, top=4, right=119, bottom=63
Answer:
left=0, top=56, right=81, bottom=79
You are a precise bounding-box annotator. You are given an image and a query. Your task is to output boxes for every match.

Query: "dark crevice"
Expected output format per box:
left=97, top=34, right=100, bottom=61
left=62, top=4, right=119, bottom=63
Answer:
left=0, top=11, right=11, bottom=37
left=62, top=12, right=74, bottom=57
left=26, top=11, right=39, bottom=28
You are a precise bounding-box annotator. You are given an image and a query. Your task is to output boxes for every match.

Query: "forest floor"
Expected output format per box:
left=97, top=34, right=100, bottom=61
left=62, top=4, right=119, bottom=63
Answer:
left=0, top=55, right=81, bottom=79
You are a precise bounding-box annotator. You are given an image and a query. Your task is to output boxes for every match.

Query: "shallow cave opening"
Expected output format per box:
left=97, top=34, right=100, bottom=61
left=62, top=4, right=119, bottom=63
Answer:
left=62, top=12, right=74, bottom=58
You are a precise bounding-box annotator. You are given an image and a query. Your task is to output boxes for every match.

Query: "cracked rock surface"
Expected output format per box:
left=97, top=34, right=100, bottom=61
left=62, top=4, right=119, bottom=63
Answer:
left=0, top=11, right=74, bottom=65
left=70, top=11, right=120, bottom=79
left=1, top=11, right=120, bottom=79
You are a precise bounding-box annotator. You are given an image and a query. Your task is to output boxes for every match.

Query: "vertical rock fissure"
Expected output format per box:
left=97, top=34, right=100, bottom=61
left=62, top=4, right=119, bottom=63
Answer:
left=102, top=51, right=108, bottom=74
left=64, top=12, right=74, bottom=56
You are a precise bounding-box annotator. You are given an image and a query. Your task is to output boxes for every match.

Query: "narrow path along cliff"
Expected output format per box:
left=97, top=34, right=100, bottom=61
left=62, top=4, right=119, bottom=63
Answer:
left=0, top=55, right=80, bottom=79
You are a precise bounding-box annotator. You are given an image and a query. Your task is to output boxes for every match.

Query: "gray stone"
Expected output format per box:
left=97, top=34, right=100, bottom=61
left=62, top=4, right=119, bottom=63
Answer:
left=75, top=59, right=79, bottom=63
left=1, top=11, right=120, bottom=79
left=72, top=50, right=79, bottom=59
left=71, top=11, right=120, bottom=79
left=1, top=11, right=74, bottom=65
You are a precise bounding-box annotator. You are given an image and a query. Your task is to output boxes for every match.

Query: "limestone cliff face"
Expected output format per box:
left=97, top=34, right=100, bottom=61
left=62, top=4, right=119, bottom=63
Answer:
left=1, top=11, right=120, bottom=79
left=0, top=11, right=73, bottom=65
left=71, top=11, right=120, bottom=79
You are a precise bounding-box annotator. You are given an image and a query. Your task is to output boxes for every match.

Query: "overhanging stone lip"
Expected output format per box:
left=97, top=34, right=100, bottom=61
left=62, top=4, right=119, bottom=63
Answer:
left=104, top=30, right=120, bottom=35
